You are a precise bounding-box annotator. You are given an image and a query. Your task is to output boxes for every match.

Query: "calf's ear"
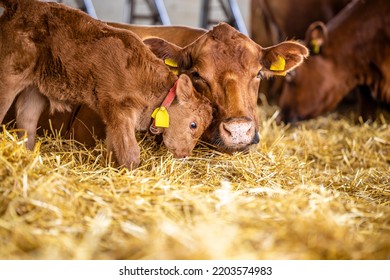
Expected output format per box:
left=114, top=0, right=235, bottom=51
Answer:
left=175, top=74, right=194, bottom=103
left=261, top=41, right=309, bottom=76
left=143, top=37, right=190, bottom=69
left=305, top=21, right=328, bottom=54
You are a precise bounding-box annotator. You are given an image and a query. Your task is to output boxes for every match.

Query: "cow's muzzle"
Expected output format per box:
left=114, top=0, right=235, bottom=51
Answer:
left=219, top=117, right=259, bottom=151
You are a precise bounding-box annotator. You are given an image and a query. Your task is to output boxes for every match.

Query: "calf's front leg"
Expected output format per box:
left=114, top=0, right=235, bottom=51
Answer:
left=105, top=117, right=140, bottom=169
left=0, top=83, right=24, bottom=124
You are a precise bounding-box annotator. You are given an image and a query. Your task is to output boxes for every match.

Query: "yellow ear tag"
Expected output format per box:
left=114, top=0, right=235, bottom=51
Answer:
left=310, top=39, right=320, bottom=54
left=164, top=58, right=179, bottom=75
left=151, top=107, right=170, bottom=128
left=164, top=58, right=178, bottom=68
left=270, top=55, right=286, bottom=71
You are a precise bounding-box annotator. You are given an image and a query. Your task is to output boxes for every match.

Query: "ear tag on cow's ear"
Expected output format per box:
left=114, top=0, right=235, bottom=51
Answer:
left=270, top=55, right=286, bottom=76
left=270, top=55, right=286, bottom=71
left=310, top=39, right=320, bottom=54
left=151, top=107, right=170, bottom=128
left=164, top=58, right=179, bottom=75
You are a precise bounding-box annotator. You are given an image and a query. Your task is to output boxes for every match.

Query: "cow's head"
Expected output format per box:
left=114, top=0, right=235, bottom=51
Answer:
left=145, top=23, right=308, bottom=153
left=278, top=21, right=354, bottom=123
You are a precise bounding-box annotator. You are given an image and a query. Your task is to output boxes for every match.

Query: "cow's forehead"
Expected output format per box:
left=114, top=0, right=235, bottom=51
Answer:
left=190, top=33, right=262, bottom=71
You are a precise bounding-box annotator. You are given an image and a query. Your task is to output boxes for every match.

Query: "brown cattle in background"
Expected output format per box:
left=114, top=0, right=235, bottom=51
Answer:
left=250, top=0, right=351, bottom=102
left=250, top=0, right=351, bottom=46
left=278, top=0, right=390, bottom=123
left=0, top=0, right=213, bottom=169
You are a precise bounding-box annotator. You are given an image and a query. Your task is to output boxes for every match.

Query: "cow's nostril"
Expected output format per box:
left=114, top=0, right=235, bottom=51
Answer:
left=251, top=132, right=260, bottom=144
left=246, top=125, right=254, bottom=136
left=222, top=123, right=233, bottom=136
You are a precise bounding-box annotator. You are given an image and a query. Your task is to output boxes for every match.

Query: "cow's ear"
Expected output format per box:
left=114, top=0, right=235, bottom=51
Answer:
left=175, top=74, right=194, bottom=103
left=143, top=37, right=190, bottom=68
left=261, top=41, right=309, bottom=76
left=305, top=21, right=328, bottom=55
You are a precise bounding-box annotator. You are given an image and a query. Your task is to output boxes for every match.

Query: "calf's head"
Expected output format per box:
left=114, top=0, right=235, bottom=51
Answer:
left=159, top=74, right=213, bottom=158
left=145, top=23, right=308, bottom=153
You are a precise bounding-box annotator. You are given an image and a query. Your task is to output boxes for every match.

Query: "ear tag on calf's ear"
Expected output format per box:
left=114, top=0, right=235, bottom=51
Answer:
left=164, top=58, right=179, bottom=75
left=151, top=107, right=170, bottom=128
left=270, top=55, right=286, bottom=76
left=164, top=58, right=178, bottom=67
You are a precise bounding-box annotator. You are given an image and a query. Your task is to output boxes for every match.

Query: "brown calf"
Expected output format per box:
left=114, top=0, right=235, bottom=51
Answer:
left=60, top=23, right=209, bottom=147
left=2, top=22, right=208, bottom=148
left=0, top=0, right=212, bottom=169
left=278, top=0, right=390, bottom=122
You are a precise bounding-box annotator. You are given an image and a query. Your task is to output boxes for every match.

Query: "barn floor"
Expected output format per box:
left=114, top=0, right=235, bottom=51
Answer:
left=0, top=98, right=389, bottom=260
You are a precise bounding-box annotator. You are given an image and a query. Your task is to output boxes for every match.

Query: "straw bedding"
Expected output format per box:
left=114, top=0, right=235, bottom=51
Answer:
left=0, top=98, right=389, bottom=260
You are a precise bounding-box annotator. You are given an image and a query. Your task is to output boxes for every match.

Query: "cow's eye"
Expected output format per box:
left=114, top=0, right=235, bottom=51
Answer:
left=190, top=121, right=197, bottom=129
left=191, top=71, right=201, bottom=79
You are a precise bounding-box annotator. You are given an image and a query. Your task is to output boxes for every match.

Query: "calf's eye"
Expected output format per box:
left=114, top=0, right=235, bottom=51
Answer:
left=190, top=122, right=197, bottom=129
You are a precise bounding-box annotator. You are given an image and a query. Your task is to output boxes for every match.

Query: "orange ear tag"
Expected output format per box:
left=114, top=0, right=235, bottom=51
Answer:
left=151, top=107, right=170, bottom=128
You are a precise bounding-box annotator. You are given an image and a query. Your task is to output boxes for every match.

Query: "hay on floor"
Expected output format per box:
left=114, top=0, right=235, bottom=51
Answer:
left=0, top=101, right=389, bottom=260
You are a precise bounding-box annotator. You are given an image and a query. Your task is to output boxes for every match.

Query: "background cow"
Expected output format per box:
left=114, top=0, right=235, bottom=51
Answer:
left=278, top=0, right=390, bottom=123
left=250, top=0, right=351, bottom=47
left=250, top=0, right=351, bottom=102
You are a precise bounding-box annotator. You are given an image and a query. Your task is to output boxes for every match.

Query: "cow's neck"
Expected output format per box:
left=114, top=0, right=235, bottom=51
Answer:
left=137, top=71, right=178, bottom=131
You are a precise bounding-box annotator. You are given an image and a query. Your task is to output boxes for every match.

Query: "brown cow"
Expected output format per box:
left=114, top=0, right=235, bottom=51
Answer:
left=0, top=0, right=213, bottom=169
left=278, top=0, right=390, bottom=123
left=143, top=23, right=309, bottom=153
left=251, top=0, right=351, bottom=47
left=250, top=0, right=352, bottom=102
left=108, top=22, right=207, bottom=47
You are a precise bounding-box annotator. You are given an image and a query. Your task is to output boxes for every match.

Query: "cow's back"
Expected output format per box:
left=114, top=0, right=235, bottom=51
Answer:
left=108, top=22, right=207, bottom=47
